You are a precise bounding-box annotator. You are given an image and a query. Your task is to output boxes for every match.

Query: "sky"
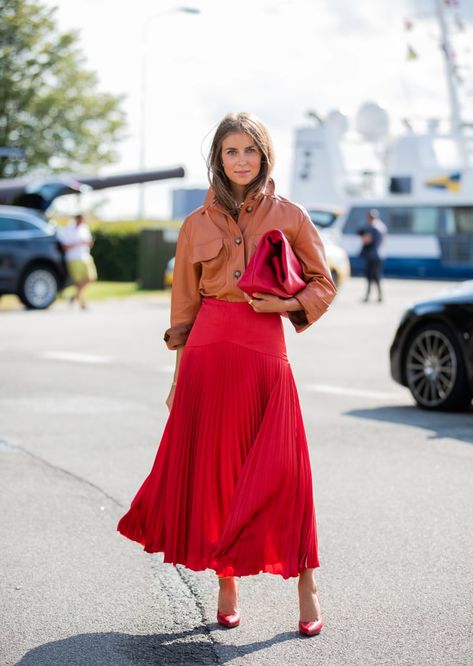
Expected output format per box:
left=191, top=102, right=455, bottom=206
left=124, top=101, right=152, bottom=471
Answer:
left=44, top=0, right=473, bottom=219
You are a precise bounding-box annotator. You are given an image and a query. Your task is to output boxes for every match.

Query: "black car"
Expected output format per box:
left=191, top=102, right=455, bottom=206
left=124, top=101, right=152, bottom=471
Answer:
left=0, top=205, right=68, bottom=309
left=390, top=281, right=473, bottom=411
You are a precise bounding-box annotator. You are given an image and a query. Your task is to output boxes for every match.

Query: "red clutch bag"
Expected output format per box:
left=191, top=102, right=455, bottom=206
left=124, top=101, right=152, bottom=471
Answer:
left=237, top=228, right=306, bottom=298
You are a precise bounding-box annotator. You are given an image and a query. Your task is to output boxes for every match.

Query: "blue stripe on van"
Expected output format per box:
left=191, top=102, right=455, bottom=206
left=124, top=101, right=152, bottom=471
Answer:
left=349, top=257, right=473, bottom=280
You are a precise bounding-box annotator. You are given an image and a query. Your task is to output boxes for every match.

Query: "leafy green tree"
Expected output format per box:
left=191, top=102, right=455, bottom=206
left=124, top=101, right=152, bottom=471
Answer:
left=0, top=0, right=126, bottom=178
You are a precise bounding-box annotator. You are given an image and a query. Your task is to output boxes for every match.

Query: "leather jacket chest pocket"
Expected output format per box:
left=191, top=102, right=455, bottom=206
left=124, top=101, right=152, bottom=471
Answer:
left=191, top=237, right=226, bottom=291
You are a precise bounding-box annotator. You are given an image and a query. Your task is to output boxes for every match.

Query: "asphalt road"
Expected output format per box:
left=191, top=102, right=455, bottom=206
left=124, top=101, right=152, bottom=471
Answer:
left=1, top=278, right=472, bottom=666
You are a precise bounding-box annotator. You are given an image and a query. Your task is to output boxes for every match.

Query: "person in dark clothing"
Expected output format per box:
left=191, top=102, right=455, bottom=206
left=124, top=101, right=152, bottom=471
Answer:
left=359, top=209, right=387, bottom=302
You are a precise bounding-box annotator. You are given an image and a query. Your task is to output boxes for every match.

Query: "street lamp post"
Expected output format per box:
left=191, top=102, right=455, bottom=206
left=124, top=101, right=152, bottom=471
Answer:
left=138, top=6, right=200, bottom=221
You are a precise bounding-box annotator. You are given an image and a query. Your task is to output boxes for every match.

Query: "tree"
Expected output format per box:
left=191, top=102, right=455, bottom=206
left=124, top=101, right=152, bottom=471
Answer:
left=0, top=0, right=126, bottom=178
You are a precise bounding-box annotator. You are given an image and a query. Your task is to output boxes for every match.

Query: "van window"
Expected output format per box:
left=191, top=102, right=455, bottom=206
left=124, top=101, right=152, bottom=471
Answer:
left=412, top=208, right=439, bottom=234
left=343, top=207, right=370, bottom=233
left=386, top=207, right=439, bottom=234
left=444, top=207, right=473, bottom=235
left=345, top=206, right=441, bottom=235
left=388, top=208, right=412, bottom=233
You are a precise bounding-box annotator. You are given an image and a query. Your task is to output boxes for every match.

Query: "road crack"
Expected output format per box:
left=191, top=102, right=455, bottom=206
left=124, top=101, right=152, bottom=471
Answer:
left=175, top=565, right=221, bottom=665
left=1, top=437, right=124, bottom=508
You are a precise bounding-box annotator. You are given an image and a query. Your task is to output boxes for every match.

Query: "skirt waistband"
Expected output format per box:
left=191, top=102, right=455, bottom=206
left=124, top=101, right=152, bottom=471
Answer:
left=186, top=298, right=287, bottom=360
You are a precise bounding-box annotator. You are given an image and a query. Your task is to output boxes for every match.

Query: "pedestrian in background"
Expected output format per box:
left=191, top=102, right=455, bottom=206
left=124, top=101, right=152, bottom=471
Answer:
left=58, top=213, right=97, bottom=309
left=359, top=208, right=387, bottom=302
left=117, top=113, right=336, bottom=636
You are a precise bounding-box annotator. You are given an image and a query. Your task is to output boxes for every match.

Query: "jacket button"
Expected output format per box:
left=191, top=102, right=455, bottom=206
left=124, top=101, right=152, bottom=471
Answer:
left=235, top=236, right=242, bottom=244
left=245, top=205, right=253, bottom=213
left=233, top=270, right=241, bottom=278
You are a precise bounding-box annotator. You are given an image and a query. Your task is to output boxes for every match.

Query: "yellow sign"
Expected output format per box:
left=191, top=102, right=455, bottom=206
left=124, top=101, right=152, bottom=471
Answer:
left=424, top=172, right=461, bottom=192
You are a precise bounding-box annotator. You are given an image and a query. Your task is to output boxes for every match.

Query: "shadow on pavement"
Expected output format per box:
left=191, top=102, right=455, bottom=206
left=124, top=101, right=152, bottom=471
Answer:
left=16, top=627, right=302, bottom=665
left=345, top=405, right=473, bottom=446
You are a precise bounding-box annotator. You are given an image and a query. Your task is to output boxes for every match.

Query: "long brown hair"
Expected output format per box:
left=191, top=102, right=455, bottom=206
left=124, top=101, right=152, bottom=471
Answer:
left=207, top=112, right=275, bottom=217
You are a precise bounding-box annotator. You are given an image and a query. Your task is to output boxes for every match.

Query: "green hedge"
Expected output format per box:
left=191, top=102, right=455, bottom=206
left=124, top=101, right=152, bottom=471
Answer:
left=88, top=220, right=181, bottom=282
left=91, top=227, right=139, bottom=281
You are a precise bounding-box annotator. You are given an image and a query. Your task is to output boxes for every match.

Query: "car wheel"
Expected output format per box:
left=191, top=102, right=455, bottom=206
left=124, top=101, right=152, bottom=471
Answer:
left=404, top=322, right=471, bottom=411
left=19, top=266, right=59, bottom=310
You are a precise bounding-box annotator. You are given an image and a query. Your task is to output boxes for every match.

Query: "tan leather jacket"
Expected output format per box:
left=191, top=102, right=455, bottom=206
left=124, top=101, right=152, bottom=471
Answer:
left=164, top=179, right=336, bottom=349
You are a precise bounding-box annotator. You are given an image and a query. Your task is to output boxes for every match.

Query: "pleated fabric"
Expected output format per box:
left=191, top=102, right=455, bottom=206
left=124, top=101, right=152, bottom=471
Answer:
left=117, top=298, right=319, bottom=578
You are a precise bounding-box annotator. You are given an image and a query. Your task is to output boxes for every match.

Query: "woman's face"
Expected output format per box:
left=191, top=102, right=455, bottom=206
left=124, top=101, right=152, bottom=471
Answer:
left=221, top=132, right=262, bottom=191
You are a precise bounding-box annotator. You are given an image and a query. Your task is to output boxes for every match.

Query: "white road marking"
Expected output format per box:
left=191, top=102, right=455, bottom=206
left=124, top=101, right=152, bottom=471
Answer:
left=304, top=383, right=406, bottom=401
left=41, top=351, right=113, bottom=364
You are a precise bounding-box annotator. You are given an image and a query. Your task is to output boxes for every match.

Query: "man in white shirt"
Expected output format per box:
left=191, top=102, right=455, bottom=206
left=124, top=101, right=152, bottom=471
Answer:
left=58, top=214, right=97, bottom=309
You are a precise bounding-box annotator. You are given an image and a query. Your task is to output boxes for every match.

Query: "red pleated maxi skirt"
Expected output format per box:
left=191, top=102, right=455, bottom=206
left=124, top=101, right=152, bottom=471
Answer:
left=117, top=298, right=319, bottom=578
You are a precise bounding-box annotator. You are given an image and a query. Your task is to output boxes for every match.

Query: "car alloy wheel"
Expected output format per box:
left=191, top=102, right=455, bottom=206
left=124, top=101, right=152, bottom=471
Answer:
left=21, top=267, right=58, bottom=309
left=405, top=323, right=470, bottom=410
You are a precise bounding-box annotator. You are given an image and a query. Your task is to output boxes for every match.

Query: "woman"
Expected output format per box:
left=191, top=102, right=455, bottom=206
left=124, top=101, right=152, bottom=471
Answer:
left=117, top=112, right=336, bottom=636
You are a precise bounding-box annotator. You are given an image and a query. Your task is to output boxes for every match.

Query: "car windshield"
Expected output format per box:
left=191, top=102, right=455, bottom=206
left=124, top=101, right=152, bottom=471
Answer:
left=307, top=209, right=340, bottom=228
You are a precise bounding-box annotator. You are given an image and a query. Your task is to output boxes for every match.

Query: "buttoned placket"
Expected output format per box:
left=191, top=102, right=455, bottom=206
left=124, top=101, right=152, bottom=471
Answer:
left=231, top=197, right=258, bottom=279
left=204, top=195, right=260, bottom=284
left=226, top=213, right=245, bottom=281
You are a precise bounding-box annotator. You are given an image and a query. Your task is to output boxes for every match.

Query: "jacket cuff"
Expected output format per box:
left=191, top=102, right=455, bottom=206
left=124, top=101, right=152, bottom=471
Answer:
left=287, top=308, right=309, bottom=332
left=163, top=323, right=193, bottom=350
left=290, top=284, right=334, bottom=333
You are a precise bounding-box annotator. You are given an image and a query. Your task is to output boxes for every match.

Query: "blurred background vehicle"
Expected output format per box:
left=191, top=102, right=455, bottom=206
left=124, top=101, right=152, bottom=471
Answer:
left=306, top=205, right=350, bottom=287
left=164, top=256, right=174, bottom=288
left=320, top=234, right=350, bottom=288
left=390, top=281, right=473, bottom=411
left=0, top=171, right=187, bottom=308
left=319, top=201, right=473, bottom=280
left=0, top=205, right=68, bottom=309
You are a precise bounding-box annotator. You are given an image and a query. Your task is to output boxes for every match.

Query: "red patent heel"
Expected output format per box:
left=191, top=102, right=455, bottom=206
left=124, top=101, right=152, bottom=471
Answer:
left=298, top=571, right=323, bottom=636
left=298, top=619, right=324, bottom=636
left=217, top=576, right=240, bottom=628
left=217, top=609, right=241, bottom=628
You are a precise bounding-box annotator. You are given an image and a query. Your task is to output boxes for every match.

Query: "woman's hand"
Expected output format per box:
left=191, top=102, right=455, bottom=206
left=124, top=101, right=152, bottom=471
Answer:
left=246, top=292, right=301, bottom=313
left=166, top=384, right=177, bottom=412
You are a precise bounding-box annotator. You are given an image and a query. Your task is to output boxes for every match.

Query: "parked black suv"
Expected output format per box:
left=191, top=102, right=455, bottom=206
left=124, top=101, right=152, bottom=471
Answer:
left=0, top=206, right=68, bottom=309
